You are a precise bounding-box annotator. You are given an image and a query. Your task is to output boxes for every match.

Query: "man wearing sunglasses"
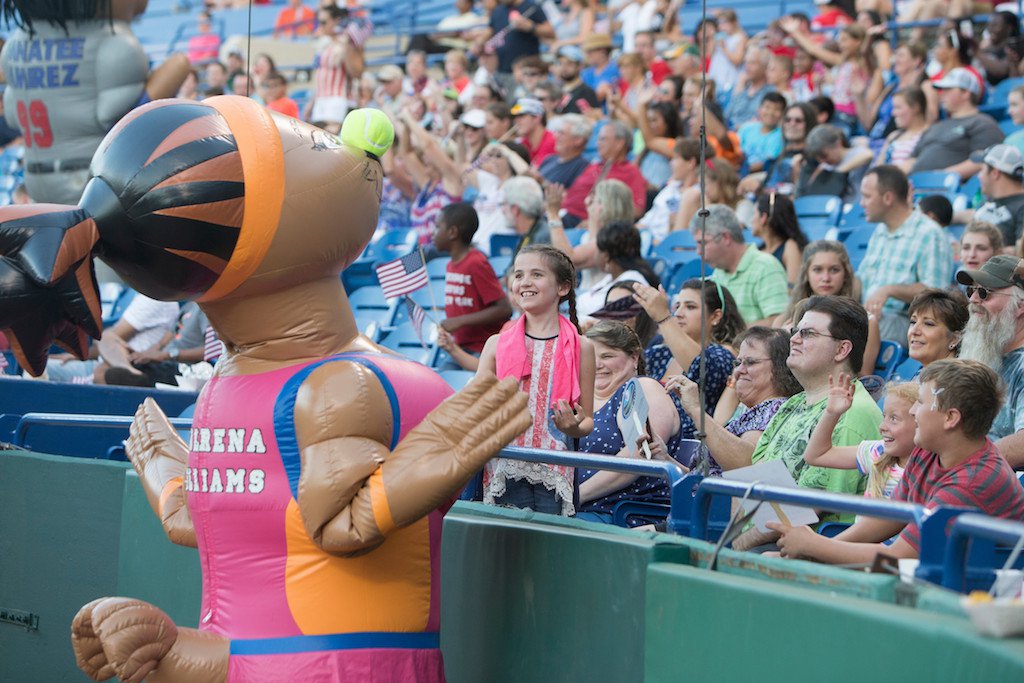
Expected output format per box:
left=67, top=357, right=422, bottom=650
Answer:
left=956, top=254, right=1024, bottom=469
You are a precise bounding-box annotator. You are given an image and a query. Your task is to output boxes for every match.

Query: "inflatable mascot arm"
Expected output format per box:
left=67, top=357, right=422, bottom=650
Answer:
left=0, top=98, right=529, bottom=683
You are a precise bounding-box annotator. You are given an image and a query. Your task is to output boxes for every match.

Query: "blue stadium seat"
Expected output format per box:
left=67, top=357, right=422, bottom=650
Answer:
left=489, top=255, right=511, bottom=277
left=651, top=231, right=699, bottom=266
left=353, top=313, right=384, bottom=341
left=892, top=357, right=923, bottom=382
left=909, top=171, right=960, bottom=196
left=874, top=340, right=906, bottom=382
left=1000, top=119, right=1020, bottom=136
left=439, top=370, right=474, bottom=391
left=379, top=323, right=437, bottom=365
left=799, top=216, right=839, bottom=241
left=793, top=194, right=842, bottom=224
left=349, top=286, right=396, bottom=330
left=647, top=256, right=673, bottom=282
left=668, top=258, right=706, bottom=292
left=989, top=76, right=1024, bottom=107
left=102, top=287, right=137, bottom=326
left=427, top=256, right=450, bottom=280
left=841, top=226, right=874, bottom=269
left=410, top=280, right=446, bottom=313
left=344, top=229, right=419, bottom=291
left=490, top=234, right=520, bottom=258
left=366, top=229, right=419, bottom=263
left=640, top=229, right=653, bottom=258
left=838, top=201, right=866, bottom=228
left=563, top=227, right=587, bottom=247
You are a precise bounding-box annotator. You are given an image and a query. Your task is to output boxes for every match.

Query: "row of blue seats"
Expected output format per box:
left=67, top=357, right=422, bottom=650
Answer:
left=487, top=445, right=1024, bottom=594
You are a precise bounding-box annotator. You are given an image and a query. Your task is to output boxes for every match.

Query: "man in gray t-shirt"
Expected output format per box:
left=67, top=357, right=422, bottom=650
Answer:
left=961, top=144, right=1024, bottom=247
left=909, top=68, right=1004, bottom=178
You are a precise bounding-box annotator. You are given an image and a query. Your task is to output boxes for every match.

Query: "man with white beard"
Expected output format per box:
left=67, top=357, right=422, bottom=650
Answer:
left=957, top=254, right=1024, bottom=468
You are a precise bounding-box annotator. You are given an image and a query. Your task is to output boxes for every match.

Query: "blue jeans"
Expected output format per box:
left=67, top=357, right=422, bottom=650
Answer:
left=573, top=510, right=613, bottom=524
left=494, top=478, right=562, bottom=515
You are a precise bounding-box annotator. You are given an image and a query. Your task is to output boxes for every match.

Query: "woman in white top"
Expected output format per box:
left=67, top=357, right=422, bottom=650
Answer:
left=576, top=221, right=659, bottom=318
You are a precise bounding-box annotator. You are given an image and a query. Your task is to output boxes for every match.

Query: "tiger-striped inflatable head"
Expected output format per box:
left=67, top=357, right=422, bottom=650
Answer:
left=0, top=96, right=390, bottom=375
left=87, top=96, right=386, bottom=303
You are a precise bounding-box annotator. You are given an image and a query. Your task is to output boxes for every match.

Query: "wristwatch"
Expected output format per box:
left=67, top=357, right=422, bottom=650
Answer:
left=168, top=348, right=180, bottom=361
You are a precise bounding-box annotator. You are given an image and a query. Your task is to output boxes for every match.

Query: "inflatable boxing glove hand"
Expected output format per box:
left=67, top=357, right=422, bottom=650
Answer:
left=125, top=398, right=196, bottom=547
left=381, top=375, right=531, bottom=528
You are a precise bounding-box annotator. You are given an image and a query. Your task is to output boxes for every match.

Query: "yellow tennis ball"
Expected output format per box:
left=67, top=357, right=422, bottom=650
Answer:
left=340, top=108, right=395, bottom=156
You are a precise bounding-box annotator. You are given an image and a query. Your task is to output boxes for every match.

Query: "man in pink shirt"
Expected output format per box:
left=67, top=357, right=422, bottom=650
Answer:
left=561, top=119, right=646, bottom=224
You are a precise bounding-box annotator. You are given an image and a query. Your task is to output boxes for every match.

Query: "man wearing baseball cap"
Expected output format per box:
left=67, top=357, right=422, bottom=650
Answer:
left=908, top=67, right=1004, bottom=178
left=552, top=45, right=600, bottom=116
left=955, top=144, right=1024, bottom=248
left=511, top=97, right=555, bottom=166
left=957, top=254, right=1024, bottom=468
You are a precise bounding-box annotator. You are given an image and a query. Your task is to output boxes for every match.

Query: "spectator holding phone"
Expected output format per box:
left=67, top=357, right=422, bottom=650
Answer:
left=551, top=45, right=601, bottom=117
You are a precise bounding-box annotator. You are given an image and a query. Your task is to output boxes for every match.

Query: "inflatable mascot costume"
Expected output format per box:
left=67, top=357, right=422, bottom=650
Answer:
left=0, top=97, right=531, bottom=681
left=0, top=0, right=190, bottom=204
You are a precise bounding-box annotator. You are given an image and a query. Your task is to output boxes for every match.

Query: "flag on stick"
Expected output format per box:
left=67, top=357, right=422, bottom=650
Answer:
left=204, top=326, right=224, bottom=363
left=375, top=251, right=429, bottom=299
left=405, top=297, right=430, bottom=348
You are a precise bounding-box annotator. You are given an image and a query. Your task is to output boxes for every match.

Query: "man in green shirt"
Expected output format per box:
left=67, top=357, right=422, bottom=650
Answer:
left=737, top=295, right=882, bottom=547
left=690, top=204, right=789, bottom=326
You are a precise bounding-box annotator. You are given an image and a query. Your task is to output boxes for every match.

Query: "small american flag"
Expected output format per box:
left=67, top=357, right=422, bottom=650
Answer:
left=405, top=297, right=429, bottom=348
left=375, top=251, right=429, bottom=299
left=204, top=326, right=224, bottom=363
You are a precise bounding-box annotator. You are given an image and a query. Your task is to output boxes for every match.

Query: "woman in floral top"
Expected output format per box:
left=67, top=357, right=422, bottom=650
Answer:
left=667, top=327, right=802, bottom=475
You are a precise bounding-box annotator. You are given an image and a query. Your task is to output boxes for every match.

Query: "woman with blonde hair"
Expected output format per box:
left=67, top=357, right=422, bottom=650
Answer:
left=959, top=221, right=1004, bottom=271
left=547, top=178, right=635, bottom=288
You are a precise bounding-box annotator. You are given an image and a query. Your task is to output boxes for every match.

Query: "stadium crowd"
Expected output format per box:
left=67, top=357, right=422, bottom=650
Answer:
left=9, top=0, right=1024, bottom=559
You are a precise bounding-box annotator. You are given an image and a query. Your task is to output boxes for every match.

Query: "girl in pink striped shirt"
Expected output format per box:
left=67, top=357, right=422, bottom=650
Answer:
left=477, top=244, right=596, bottom=514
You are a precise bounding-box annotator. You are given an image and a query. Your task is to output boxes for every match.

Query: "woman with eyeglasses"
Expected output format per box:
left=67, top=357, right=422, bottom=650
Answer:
left=738, top=102, right=819, bottom=196
left=666, top=327, right=802, bottom=474
left=751, top=192, right=809, bottom=285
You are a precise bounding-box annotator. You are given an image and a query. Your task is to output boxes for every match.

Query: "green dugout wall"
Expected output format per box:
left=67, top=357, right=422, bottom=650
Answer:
left=2, top=452, right=1023, bottom=681
left=0, top=451, right=201, bottom=682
